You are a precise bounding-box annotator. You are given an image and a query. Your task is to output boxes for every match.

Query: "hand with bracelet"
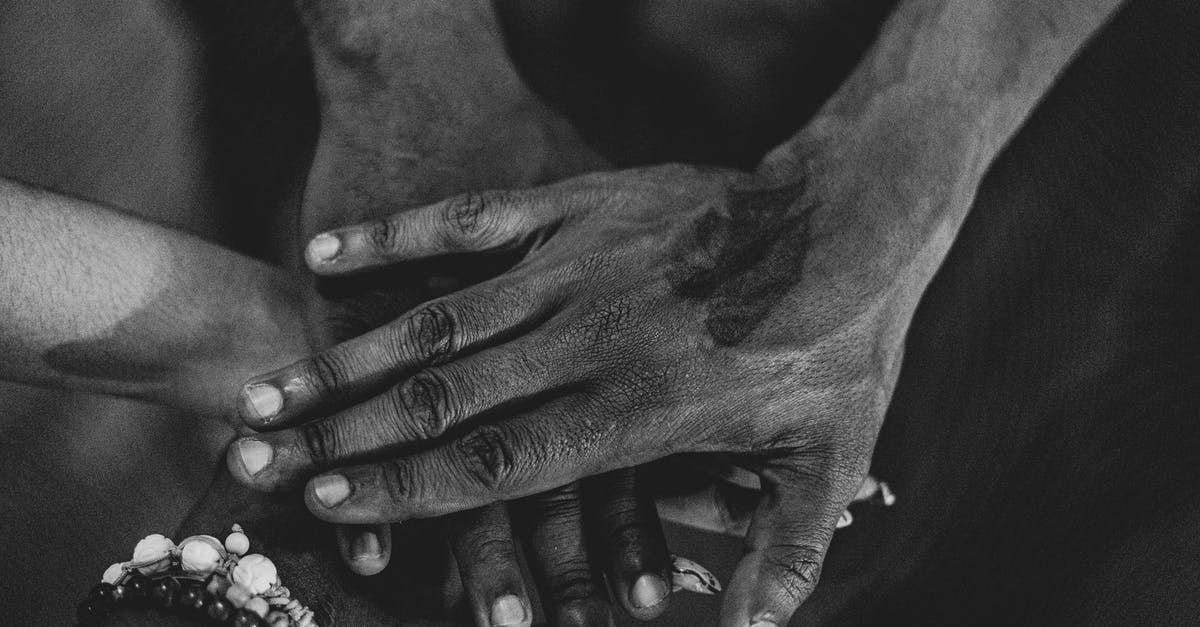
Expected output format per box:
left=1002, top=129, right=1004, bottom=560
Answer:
left=228, top=1, right=1126, bottom=625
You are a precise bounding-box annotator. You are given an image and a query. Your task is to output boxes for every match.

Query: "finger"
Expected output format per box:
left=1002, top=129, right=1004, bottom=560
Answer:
left=227, top=331, right=566, bottom=491
left=236, top=274, right=553, bottom=429
left=587, top=468, right=672, bottom=620
left=447, top=504, right=533, bottom=627
left=302, top=399, right=644, bottom=523
left=512, top=483, right=612, bottom=627
left=719, top=462, right=858, bottom=627
left=305, top=188, right=572, bottom=274
left=334, top=523, right=392, bottom=576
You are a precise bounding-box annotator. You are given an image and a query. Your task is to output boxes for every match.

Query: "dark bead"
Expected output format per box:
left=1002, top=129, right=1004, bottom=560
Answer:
left=113, top=584, right=128, bottom=602
left=124, top=573, right=151, bottom=599
left=75, top=598, right=107, bottom=625
left=179, top=587, right=206, bottom=611
left=151, top=577, right=182, bottom=607
left=232, top=609, right=266, bottom=627
left=206, top=597, right=232, bottom=621
left=88, top=582, right=118, bottom=611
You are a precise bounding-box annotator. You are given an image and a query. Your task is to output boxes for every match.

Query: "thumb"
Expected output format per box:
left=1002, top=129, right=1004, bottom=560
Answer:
left=719, top=463, right=855, bottom=627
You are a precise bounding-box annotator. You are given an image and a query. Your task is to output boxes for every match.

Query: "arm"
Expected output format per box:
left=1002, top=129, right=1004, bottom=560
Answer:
left=760, top=0, right=1124, bottom=329
left=0, top=178, right=310, bottom=417
left=228, top=1, right=1128, bottom=626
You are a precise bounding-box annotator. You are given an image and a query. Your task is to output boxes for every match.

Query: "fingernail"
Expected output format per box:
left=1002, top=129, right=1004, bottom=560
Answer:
left=307, top=232, right=341, bottom=264
left=350, top=531, right=382, bottom=561
left=312, top=474, right=351, bottom=508
left=670, top=555, right=722, bottom=594
left=631, top=573, right=669, bottom=609
left=236, top=439, right=273, bottom=477
left=243, top=383, right=283, bottom=421
left=490, top=594, right=527, bottom=626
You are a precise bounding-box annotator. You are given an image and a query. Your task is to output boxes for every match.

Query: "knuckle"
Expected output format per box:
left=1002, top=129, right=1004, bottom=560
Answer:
left=365, top=217, right=399, bottom=256
left=441, top=191, right=499, bottom=248
left=395, top=369, right=454, bottom=440
left=303, top=351, right=348, bottom=400
left=298, top=421, right=338, bottom=466
left=457, top=425, right=518, bottom=491
left=766, top=543, right=825, bottom=603
left=548, top=567, right=601, bottom=604
left=461, top=533, right=516, bottom=566
left=379, top=459, right=415, bottom=504
left=404, top=303, right=458, bottom=363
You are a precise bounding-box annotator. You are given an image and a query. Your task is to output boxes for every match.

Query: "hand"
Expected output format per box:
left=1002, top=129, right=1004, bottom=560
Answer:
left=287, top=0, right=690, bottom=623
left=229, top=157, right=909, bottom=625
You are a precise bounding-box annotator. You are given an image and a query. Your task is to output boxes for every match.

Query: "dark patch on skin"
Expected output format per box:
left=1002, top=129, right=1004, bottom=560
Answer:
left=667, top=181, right=814, bottom=346
left=42, top=302, right=236, bottom=386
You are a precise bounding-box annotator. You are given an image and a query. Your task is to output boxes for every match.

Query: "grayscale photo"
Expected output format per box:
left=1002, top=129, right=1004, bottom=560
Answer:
left=1, top=0, right=1196, bottom=625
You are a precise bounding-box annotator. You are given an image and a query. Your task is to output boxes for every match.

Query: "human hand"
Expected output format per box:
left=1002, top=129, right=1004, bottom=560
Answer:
left=288, top=0, right=691, bottom=623
left=230, top=157, right=914, bottom=625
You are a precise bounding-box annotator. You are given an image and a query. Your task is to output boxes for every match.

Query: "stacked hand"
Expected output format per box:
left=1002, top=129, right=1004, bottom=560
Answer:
left=230, top=159, right=902, bottom=626
left=266, top=0, right=734, bottom=624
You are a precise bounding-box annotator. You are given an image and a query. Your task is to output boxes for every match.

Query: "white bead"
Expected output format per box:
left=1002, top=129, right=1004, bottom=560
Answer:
left=131, top=534, right=175, bottom=575
left=225, top=531, right=250, bottom=556
left=232, top=554, right=279, bottom=595
left=102, top=562, right=127, bottom=585
left=226, top=583, right=253, bottom=608
left=180, top=535, right=224, bottom=575
left=245, top=597, right=270, bottom=618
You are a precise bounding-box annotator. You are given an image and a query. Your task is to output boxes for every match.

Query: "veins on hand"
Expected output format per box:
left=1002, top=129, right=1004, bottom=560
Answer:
left=667, top=181, right=814, bottom=346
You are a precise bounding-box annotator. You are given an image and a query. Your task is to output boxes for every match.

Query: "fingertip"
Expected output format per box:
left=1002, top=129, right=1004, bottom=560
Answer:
left=489, top=594, right=532, bottom=627
left=307, top=473, right=353, bottom=515
left=305, top=231, right=343, bottom=271
left=337, top=525, right=392, bottom=576
left=348, top=532, right=389, bottom=576
left=624, top=572, right=671, bottom=620
left=238, top=382, right=284, bottom=427
left=226, top=438, right=273, bottom=487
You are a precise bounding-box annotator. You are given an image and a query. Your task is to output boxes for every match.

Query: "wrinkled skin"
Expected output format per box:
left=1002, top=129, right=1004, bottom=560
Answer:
left=234, top=155, right=901, bottom=626
left=161, top=1, right=682, bottom=625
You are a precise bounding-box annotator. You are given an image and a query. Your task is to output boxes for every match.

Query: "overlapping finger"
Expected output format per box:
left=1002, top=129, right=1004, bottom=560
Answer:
left=301, top=399, right=646, bottom=523
left=587, top=468, right=672, bottom=620
left=235, top=274, right=555, bottom=430
left=447, top=504, right=533, bottom=627
left=512, top=483, right=612, bottom=627
left=227, top=331, right=567, bottom=491
left=719, top=456, right=861, bottom=627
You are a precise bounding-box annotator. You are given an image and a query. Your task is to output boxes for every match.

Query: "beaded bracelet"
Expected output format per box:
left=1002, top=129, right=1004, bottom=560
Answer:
left=77, top=524, right=316, bottom=627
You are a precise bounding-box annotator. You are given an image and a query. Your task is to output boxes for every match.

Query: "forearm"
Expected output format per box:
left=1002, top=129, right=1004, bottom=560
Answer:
left=0, top=178, right=310, bottom=416
left=764, top=0, right=1124, bottom=311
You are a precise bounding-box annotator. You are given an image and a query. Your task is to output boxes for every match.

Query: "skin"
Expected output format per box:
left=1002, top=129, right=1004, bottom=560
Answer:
left=0, top=5, right=668, bottom=621
left=0, top=177, right=309, bottom=415
left=257, top=0, right=680, bottom=623
left=231, top=0, right=1127, bottom=625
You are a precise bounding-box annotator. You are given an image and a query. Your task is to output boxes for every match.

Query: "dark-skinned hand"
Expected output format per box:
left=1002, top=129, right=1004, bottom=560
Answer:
left=230, top=158, right=906, bottom=627
left=247, top=0, right=706, bottom=624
